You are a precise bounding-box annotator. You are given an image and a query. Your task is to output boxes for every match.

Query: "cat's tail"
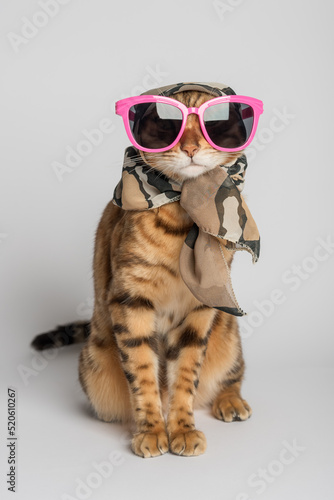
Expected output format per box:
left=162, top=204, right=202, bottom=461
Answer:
left=31, top=321, right=90, bottom=350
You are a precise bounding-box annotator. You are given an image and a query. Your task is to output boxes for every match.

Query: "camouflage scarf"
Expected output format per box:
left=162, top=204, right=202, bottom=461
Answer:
left=113, top=83, right=260, bottom=316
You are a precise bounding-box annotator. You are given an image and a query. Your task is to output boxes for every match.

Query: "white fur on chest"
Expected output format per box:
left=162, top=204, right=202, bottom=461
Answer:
left=154, top=280, right=199, bottom=335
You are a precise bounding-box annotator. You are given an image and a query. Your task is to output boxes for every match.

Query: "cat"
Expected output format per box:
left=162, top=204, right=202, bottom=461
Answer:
left=32, top=89, right=252, bottom=458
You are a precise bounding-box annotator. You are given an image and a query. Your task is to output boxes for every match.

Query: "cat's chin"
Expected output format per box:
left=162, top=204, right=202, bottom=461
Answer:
left=177, top=164, right=212, bottom=180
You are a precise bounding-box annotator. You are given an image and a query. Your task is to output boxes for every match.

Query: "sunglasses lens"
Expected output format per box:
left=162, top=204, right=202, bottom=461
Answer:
left=203, top=102, right=254, bottom=149
left=129, top=102, right=183, bottom=150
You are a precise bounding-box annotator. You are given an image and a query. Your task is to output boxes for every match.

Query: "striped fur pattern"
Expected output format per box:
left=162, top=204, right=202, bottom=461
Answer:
left=78, top=89, right=252, bottom=457
left=32, top=88, right=252, bottom=458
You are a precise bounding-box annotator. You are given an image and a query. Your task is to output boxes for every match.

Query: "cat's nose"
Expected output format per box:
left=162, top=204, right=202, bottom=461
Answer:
left=181, top=144, right=200, bottom=157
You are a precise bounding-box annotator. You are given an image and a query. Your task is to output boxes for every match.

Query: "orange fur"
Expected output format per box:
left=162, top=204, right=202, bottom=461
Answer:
left=78, top=91, right=251, bottom=458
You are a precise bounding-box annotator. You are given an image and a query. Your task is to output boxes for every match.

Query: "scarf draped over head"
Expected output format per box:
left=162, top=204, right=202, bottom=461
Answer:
left=113, top=82, right=260, bottom=316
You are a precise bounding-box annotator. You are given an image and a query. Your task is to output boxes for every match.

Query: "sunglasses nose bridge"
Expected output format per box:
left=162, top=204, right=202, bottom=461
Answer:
left=187, top=107, right=199, bottom=115
left=184, top=107, right=201, bottom=127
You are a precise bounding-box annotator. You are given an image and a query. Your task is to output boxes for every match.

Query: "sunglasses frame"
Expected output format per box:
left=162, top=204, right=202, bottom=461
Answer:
left=115, top=94, right=264, bottom=153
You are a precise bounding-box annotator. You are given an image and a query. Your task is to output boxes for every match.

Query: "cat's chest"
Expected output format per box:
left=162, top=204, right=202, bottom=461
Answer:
left=154, top=280, right=199, bottom=335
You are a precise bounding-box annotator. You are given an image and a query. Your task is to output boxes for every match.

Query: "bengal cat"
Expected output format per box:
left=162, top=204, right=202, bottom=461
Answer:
left=33, top=89, right=252, bottom=458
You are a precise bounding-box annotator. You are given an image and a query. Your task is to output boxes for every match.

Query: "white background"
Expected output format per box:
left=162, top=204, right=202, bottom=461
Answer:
left=1, top=1, right=333, bottom=499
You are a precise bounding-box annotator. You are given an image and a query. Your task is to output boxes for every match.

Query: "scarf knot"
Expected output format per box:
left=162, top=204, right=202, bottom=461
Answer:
left=112, top=146, right=260, bottom=316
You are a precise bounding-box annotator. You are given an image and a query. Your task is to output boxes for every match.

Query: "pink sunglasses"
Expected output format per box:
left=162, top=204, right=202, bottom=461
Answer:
left=115, top=94, right=263, bottom=153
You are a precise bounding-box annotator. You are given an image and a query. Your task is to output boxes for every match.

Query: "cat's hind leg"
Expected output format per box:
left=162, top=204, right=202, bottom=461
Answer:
left=78, top=324, right=132, bottom=424
left=195, top=311, right=252, bottom=423
left=212, top=380, right=252, bottom=422
left=211, top=336, right=252, bottom=422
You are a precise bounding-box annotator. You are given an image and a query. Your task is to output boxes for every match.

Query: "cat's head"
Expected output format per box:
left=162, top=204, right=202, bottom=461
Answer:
left=139, top=91, right=244, bottom=183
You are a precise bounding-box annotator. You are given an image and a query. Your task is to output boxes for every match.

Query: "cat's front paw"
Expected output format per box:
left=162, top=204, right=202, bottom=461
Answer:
left=169, top=430, right=207, bottom=456
left=212, top=395, right=252, bottom=422
left=131, top=430, right=169, bottom=458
